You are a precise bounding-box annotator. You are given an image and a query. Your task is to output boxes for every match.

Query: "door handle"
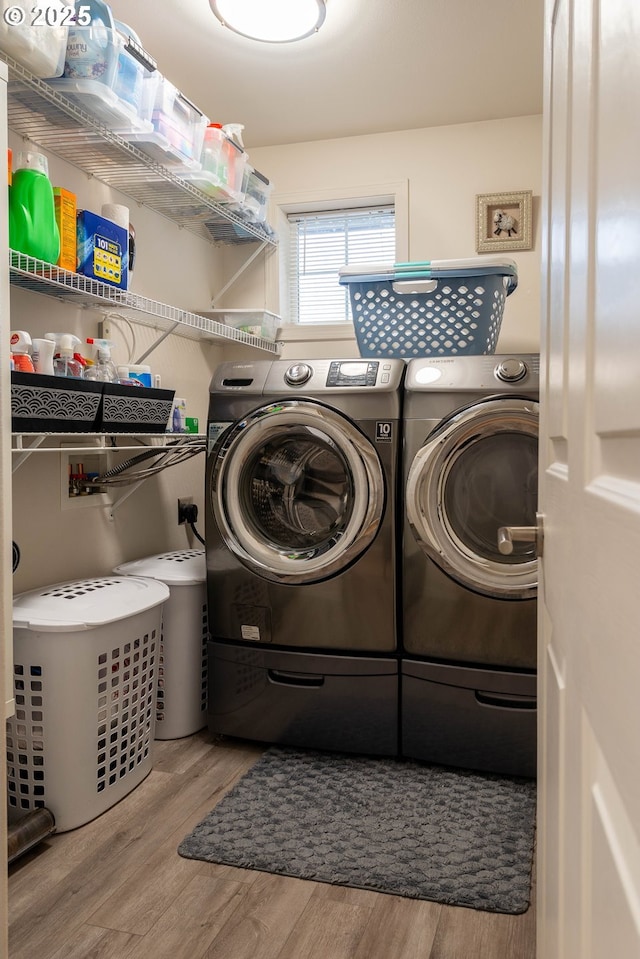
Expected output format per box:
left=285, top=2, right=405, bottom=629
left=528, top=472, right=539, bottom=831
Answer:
left=497, top=512, right=544, bottom=557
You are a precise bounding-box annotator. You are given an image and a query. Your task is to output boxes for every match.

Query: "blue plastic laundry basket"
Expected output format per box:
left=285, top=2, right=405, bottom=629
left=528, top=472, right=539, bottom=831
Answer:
left=338, top=257, right=518, bottom=358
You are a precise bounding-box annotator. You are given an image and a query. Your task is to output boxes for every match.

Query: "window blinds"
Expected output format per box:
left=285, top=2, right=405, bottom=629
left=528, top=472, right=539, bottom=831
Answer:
left=288, top=206, right=395, bottom=324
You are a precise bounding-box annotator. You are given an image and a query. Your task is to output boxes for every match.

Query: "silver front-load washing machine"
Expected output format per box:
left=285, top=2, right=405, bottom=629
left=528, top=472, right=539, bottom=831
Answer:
left=205, top=357, right=404, bottom=756
left=401, top=353, right=539, bottom=777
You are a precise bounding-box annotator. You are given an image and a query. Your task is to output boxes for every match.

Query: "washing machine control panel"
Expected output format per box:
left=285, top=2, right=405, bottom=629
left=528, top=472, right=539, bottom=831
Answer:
left=326, top=360, right=379, bottom=387
left=495, top=358, right=527, bottom=382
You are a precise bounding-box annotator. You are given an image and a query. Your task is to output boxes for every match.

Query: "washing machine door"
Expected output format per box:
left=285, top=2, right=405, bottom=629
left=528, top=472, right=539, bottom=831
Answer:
left=210, top=399, right=385, bottom=584
left=406, top=396, right=538, bottom=598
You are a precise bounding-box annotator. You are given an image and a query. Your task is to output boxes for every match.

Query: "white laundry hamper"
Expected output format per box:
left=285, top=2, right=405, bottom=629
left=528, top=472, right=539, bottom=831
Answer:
left=113, top=550, right=208, bottom=740
left=7, top=576, right=169, bottom=833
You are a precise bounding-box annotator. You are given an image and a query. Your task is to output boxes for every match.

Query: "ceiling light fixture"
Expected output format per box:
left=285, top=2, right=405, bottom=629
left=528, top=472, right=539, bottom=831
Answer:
left=210, top=0, right=326, bottom=43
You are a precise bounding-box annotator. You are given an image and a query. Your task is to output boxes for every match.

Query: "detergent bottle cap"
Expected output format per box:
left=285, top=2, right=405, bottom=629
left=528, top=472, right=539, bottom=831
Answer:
left=10, top=330, right=33, bottom=353
left=14, top=151, right=49, bottom=177
left=10, top=331, right=35, bottom=372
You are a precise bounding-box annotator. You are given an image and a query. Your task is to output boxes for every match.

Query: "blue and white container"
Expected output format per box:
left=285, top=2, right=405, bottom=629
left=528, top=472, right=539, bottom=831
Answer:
left=339, top=257, right=518, bottom=359
left=77, top=209, right=128, bottom=289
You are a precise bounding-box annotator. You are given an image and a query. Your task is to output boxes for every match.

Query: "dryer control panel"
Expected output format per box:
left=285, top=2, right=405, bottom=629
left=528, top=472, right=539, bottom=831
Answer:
left=406, top=354, right=540, bottom=392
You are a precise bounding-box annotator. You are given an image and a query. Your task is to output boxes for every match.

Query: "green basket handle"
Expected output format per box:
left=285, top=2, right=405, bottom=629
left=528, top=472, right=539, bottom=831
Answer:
left=392, top=260, right=518, bottom=294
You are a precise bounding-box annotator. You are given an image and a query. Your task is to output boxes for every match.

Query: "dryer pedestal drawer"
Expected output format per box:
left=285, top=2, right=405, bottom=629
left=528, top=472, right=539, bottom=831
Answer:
left=401, top=659, right=536, bottom=778
left=208, top=641, right=398, bottom=756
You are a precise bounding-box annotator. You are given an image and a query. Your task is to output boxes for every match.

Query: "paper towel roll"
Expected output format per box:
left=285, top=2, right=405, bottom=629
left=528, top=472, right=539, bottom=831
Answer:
left=101, top=203, right=129, bottom=229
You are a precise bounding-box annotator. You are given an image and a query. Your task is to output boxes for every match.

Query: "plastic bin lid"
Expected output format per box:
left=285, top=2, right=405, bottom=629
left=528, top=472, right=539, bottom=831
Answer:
left=13, top=576, right=170, bottom=632
left=113, top=549, right=206, bottom=586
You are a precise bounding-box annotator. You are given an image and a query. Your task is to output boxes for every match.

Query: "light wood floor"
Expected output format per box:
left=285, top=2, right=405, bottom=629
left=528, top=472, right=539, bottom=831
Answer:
left=8, top=731, right=536, bottom=959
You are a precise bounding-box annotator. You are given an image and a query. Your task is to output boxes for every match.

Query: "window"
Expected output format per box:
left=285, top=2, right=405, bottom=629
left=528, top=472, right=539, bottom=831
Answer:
left=288, top=206, right=395, bottom=324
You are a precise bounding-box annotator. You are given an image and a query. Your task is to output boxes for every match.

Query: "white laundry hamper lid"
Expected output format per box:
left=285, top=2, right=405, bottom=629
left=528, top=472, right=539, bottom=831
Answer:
left=113, top=549, right=206, bottom=586
left=12, top=575, right=170, bottom=632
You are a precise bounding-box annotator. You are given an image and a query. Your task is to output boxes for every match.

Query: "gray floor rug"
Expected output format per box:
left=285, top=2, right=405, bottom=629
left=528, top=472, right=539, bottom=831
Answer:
left=178, top=747, right=536, bottom=914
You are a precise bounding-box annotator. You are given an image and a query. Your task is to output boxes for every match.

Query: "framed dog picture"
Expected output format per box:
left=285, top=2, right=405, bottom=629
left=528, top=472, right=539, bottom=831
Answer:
left=476, top=191, right=533, bottom=253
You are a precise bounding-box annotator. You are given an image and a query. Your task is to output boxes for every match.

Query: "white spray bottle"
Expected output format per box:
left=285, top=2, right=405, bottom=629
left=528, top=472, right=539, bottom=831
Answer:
left=45, top=333, right=84, bottom=378
left=222, top=123, right=245, bottom=150
left=84, top=338, right=118, bottom=382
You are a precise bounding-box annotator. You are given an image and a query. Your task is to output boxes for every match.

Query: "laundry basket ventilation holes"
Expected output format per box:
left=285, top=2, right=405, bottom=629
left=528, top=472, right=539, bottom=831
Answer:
left=40, top=578, right=125, bottom=598
left=7, top=575, right=169, bottom=832
left=147, top=549, right=202, bottom=565
left=7, top=630, right=157, bottom=814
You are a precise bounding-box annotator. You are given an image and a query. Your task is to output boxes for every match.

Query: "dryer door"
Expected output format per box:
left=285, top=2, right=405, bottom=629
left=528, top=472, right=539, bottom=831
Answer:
left=210, top=399, right=385, bottom=584
left=406, top=396, right=538, bottom=598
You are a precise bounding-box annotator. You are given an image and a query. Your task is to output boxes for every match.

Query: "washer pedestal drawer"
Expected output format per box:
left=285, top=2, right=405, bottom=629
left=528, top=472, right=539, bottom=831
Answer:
left=208, top=641, right=398, bottom=756
left=401, top=659, right=537, bottom=778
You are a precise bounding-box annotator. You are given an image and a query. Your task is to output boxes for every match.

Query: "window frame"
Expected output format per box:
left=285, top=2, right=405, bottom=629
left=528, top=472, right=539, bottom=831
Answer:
left=288, top=205, right=396, bottom=327
left=267, top=180, right=409, bottom=341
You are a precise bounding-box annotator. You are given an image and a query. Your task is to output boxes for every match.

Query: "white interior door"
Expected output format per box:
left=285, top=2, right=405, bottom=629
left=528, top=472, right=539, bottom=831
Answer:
left=538, top=0, right=640, bottom=956
left=0, top=59, right=10, bottom=957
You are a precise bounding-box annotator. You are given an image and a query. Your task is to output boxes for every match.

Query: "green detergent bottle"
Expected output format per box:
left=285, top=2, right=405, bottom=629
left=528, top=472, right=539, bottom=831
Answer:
left=9, top=151, right=61, bottom=264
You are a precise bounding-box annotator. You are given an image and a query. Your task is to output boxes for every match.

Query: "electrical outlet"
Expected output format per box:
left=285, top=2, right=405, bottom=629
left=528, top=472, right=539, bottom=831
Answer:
left=178, top=498, right=194, bottom=525
left=98, top=318, right=112, bottom=341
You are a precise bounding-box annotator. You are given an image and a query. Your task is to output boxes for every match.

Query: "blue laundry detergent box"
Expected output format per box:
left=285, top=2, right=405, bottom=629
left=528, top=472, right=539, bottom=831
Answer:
left=77, top=210, right=128, bottom=289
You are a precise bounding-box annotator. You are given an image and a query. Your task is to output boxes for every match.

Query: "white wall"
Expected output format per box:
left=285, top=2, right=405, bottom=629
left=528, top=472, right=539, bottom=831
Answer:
left=241, top=114, right=544, bottom=358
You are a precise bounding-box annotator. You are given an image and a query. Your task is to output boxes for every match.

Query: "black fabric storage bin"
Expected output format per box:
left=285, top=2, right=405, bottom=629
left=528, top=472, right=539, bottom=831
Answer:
left=11, top=371, right=102, bottom=432
left=100, top=383, right=175, bottom=433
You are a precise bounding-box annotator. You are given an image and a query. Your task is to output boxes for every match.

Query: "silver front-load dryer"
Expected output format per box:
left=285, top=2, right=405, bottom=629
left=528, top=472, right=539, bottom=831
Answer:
left=205, top=357, right=404, bottom=756
left=401, top=353, right=539, bottom=777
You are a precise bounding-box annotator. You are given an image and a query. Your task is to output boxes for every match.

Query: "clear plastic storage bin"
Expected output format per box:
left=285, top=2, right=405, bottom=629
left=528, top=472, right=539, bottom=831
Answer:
left=185, top=123, right=247, bottom=201
left=46, top=22, right=156, bottom=133
left=339, top=257, right=518, bottom=358
left=112, top=18, right=157, bottom=117
left=7, top=575, right=169, bottom=832
left=219, top=310, right=281, bottom=341
left=114, top=551, right=208, bottom=740
left=239, top=166, right=272, bottom=223
left=124, top=74, right=207, bottom=169
left=0, top=0, right=69, bottom=77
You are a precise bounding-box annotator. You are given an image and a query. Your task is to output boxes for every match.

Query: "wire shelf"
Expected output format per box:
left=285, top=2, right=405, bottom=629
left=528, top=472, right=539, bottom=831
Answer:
left=9, top=251, right=280, bottom=351
left=11, top=432, right=207, bottom=453
left=10, top=432, right=206, bottom=479
left=3, top=53, right=277, bottom=248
